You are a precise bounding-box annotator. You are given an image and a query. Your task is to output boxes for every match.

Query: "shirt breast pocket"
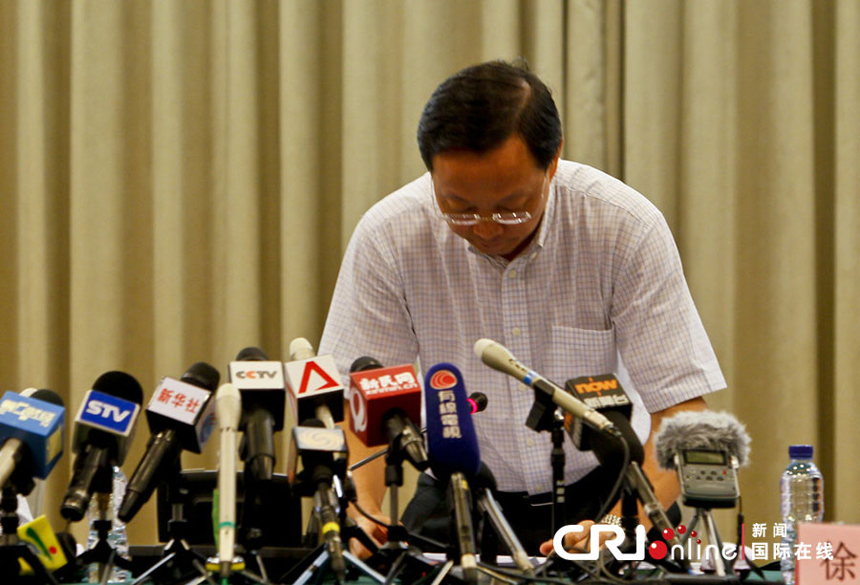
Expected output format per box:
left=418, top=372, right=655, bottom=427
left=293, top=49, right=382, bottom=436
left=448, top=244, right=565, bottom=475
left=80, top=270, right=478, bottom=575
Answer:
left=546, top=326, right=617, bottom=384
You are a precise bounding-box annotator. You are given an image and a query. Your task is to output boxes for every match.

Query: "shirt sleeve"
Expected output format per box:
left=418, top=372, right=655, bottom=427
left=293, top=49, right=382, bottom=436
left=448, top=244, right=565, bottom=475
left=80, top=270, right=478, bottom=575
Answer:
left=610, top=212, right=726, bottom=412
left=318, top=216, right=419, bottom=385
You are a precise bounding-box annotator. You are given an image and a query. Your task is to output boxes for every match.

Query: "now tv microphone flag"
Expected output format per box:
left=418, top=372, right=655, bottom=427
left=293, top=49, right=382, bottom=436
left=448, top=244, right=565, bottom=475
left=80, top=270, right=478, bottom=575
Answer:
left=424, top=363, right=480, bottom=478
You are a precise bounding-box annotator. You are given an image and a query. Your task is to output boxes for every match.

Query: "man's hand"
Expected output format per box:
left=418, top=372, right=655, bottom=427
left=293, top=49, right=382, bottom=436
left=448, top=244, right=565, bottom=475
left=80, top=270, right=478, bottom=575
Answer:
left=539, top=519, right=620, bottom=557
left=350, top=510, right=390, bottom=559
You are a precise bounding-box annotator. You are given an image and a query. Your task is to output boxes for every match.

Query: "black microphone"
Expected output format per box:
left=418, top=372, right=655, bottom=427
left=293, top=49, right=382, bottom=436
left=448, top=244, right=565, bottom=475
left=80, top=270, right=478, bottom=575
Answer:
left=467, top=392, right=488, bottom=414
left=569, top=375, right=689, bottom=570
left=228, top=347, right=286, bottom=483
left=118, top=362, right=220, bottom=522
left=61, top=371, right=143, bottom=522
left=563, top=374, right=633, bottom=451
left=299, top=418, right=347, bottom=582
left=348, top=356, right=428, bottom=471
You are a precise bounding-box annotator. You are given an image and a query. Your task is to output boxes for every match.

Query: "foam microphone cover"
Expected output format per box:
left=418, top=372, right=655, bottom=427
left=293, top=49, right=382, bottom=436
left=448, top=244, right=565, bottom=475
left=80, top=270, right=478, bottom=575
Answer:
left=350, top=356, right=383, bottom=373
left=424, top=363, right=480, bottom=478
left=654, top=410, right=751, bottom=470
left=93, top=371, right=145, bottom=405
left=181, top=361, right=221, bottom=391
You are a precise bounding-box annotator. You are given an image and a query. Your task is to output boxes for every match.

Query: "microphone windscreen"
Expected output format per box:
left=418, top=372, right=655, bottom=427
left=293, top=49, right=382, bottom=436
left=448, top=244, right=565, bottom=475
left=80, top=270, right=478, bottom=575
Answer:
left=424, top=363, right=480, bottom=478
left=25, top=389, right=65, bottom=408
left=235, top=346, right=269, bottom=361
left=654, top=410, right=751, bottom=469
left=93, top=371, right=144, bottom=405
left=467, top=392, right=488, bottom=414
left=350, top=356, right=383, bottom=373
left=181, top=361, right=220, bottom=391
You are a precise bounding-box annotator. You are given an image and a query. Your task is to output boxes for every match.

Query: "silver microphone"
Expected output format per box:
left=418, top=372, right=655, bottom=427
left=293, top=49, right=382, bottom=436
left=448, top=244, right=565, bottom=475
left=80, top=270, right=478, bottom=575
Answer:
left=473, top=338, right=615, bottom=433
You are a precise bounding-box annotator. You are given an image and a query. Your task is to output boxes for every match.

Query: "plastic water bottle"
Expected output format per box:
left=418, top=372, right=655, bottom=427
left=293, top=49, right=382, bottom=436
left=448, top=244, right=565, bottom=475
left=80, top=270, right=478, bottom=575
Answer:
left=780, top=444, right=824, bottom=585
left=87, top=466, right=131, bottom=582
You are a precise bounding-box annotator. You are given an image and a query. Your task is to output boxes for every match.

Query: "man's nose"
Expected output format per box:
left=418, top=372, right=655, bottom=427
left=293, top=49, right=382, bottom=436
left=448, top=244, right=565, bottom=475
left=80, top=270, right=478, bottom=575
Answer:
left=472, top=219, right=504, bottom=239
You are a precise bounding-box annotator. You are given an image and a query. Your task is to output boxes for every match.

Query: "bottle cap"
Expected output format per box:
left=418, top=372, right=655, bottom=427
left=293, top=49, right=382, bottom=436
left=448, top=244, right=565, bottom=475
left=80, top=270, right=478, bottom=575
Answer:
left=789, top=444, right=814, bottom=459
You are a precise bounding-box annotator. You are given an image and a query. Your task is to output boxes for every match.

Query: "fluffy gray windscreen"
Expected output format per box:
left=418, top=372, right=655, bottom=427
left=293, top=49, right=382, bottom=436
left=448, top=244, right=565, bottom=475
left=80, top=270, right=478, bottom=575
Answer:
left=653, top=410, right=751, bottom=469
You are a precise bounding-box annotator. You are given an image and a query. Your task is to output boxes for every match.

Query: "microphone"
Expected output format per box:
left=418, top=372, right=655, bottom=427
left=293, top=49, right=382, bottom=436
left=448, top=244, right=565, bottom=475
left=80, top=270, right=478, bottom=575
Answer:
left=0, top=389, right=65, bottom=493
left=568, top=378, right=688, bottom=570
left=348, top=356, right=427, bottom=470
left=118, top=362, right=220, bottom=522
left=467, top=392, right=488, bottom=415
left=474, top=339, right=616, bottom=434
left=286, top=418, right=349, bottom=581
left=347, top=391, right=488, bottom=473
left=284, top=337, right=344, bottom=429
left=215, top=383, right=242, bottom=579
left=17, top=515, right=70, bottom=574
left=654, top=410, right=751, bottom=470
left=425, top=363, right=480, bottom=582
left=228, top=347, right=286, bottom=483
left=61, top=371, right=143, bottom=522
left=471, top=464, right=533, bottom=574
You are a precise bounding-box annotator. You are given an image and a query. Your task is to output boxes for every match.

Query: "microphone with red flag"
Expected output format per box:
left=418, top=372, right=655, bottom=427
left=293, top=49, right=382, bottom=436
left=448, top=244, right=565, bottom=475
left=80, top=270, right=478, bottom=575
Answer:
left=285, top=338, right=344, bottom=428
left=347, top=357, right=426, bottom=472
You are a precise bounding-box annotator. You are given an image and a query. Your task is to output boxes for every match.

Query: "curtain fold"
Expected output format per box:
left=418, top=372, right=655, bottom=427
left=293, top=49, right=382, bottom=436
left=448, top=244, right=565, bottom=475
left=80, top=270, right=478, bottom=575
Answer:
left=833, top=0, right=860, bottom=524
left=1, top=0, right=856, bottom=549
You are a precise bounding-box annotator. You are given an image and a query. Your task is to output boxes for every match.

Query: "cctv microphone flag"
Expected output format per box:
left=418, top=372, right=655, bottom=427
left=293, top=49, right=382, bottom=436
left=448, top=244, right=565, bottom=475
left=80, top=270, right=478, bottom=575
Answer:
left=227, top=358, right=287, bottom=431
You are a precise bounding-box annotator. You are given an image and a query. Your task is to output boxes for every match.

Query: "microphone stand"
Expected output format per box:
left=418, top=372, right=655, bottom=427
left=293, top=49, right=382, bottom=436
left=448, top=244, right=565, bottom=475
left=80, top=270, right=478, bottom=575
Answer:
left=76, top=465, right=135, bottom=584
left=593, top=420, right=692, bottom=576
left=130, top=461, right=215, bottom=585
left=0, top=484, right=60, bottom=584
left=285, top=430, right=387, bottom=585
left=682, top=507, right=727, bottom=576
left=524, top=386, right=566, bottom=534
left=364, top=429, right=437, bottom=585
left=285, top=474, right=385, bottom=585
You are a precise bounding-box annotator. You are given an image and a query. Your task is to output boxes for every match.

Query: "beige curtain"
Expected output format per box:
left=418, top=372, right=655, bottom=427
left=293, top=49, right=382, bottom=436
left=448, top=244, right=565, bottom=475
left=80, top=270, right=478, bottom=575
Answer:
left=1, top=0, right=857, bottom=552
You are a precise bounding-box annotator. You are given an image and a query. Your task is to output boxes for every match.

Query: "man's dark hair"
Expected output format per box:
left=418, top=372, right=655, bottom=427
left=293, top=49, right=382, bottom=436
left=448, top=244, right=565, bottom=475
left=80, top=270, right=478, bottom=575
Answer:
left=417, top=60, right=563, bottom=171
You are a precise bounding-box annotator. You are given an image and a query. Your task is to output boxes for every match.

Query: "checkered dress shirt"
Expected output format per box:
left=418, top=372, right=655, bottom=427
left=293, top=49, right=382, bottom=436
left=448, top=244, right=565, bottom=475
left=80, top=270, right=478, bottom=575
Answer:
left=319, top=160, right=725, bottom=494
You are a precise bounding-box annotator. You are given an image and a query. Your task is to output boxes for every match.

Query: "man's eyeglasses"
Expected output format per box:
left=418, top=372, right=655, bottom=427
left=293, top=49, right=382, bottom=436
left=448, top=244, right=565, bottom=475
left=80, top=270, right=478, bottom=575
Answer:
left=434, top=175, right=547, bottom=227
left=441, top=210, right=533, bottom=226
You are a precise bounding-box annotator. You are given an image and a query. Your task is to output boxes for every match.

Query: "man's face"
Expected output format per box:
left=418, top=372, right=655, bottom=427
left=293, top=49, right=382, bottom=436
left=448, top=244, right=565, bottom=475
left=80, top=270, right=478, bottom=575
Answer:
left=431, top=135, right=560, bottom=260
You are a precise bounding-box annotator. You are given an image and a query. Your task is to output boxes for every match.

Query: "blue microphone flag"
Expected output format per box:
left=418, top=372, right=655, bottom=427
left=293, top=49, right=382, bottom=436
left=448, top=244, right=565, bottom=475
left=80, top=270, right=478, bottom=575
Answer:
left=0, top=391, right=65, bottom=479
left=424, top=363, right=480, bottom=478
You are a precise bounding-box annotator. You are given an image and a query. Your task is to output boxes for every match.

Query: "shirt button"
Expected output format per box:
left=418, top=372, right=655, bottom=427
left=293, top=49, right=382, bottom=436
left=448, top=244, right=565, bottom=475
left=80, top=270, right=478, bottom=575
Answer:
left=508, top=270, right=517, bottom=278
left=512, top=327, right=522, bottom=336
left=527, top=438, right=535, bottom=447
